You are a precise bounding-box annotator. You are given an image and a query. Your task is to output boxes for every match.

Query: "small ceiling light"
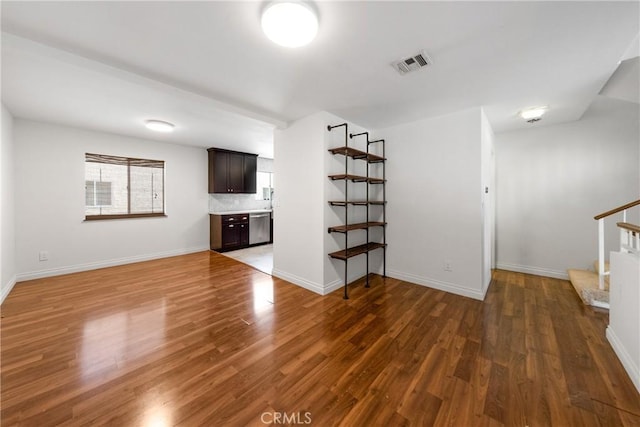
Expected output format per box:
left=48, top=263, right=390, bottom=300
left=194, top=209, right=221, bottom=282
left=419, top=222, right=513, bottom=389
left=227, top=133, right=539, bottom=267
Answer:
left=145, top=120, right=174, bottom=133
left=519, top=106, right=548, bottom=122
left=261, top=1, right=318, bottom=48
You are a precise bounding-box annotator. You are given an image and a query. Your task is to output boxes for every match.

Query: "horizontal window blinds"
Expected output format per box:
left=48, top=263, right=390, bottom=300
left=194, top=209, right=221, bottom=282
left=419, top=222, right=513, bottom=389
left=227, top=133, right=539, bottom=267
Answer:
left=85, top=153, right=164, bottom=168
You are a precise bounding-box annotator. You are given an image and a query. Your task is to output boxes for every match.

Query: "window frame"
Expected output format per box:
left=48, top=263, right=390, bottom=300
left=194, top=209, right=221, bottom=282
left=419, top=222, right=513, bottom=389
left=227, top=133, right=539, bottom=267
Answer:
left=255, top=171, right=273, bottom=201
left=84, top=153, right=166, bottom=221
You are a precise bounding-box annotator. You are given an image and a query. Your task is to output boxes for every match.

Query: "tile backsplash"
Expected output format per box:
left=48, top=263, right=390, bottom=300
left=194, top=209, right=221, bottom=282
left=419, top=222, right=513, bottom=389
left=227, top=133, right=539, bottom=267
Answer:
left=209, top=194, right=271, bottom=213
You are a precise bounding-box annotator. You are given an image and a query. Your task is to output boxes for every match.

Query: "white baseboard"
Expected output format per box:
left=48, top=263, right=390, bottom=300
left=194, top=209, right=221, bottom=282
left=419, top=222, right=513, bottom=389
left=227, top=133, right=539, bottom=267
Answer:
left=387, top=269, right=485, bottom=301
left=324, top=279, right=343, bottom=295
left=1, top=275, right=17, bottom=305
left=15, top=246, right=210, bottom=282
left=606, top=326, right=640, bottom=394
left=271, top=269, right=325, bottom=295
left=496, top=262, right=569, bottom=280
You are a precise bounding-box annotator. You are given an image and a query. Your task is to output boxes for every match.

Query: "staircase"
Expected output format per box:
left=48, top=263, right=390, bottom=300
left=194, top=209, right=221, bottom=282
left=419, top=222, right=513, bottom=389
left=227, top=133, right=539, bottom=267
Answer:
left=568, top=199, right=640, bottom=309
left=568, top=261, right=610, bottom=308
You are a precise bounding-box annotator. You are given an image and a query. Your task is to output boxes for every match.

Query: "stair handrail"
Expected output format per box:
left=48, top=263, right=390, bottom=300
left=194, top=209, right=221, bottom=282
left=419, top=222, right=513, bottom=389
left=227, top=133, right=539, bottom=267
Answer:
left=617, top=222, right=640, bottom=256
left=594, top=199, right=640, bottom=290
left=617, top=222, right=640, bottom=234
left=594, top=199, right=640, bottom=220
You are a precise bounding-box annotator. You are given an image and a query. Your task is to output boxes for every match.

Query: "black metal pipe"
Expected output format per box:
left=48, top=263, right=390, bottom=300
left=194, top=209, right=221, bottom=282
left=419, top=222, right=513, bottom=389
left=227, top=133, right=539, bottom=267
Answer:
left=329, top=122, right=350, bottom=299
left=382, top=139, right=386, bottom=277
left=344, top=126, right=348, bottom=298
left=365, top=133, right=370, bottom=288
left=350, top=131, right=374, bottom=288
left=327, top=123, right=347, bottom=131
left=367, top=139, right=386, bottom=277
left=350, top=131, right=369, bottom=139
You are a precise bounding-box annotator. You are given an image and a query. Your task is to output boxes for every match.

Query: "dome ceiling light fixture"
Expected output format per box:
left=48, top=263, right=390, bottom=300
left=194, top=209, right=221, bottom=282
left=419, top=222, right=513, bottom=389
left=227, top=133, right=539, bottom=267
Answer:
left=261, top=1, right=318, bottom=48
left=145, top=120, right=175, bottom=133
left=519, top=106, right=548, bottom=123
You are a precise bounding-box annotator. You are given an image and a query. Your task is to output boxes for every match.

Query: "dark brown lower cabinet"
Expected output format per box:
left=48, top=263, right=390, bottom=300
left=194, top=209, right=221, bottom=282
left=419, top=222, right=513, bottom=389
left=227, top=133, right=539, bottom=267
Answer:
left=221, top=221, right=248, bottom=248
left=210, top=214, right=249, bottom=251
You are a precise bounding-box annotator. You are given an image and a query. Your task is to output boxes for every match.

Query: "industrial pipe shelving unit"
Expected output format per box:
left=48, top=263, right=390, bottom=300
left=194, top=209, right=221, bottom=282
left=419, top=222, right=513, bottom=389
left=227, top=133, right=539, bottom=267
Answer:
left=327, top=123, right=387, bottom=299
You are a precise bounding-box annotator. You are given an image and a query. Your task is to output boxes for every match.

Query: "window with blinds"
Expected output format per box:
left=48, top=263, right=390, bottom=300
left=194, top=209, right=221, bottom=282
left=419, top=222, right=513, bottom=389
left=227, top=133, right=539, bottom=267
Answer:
left=85, top=153, right=165, bottom=220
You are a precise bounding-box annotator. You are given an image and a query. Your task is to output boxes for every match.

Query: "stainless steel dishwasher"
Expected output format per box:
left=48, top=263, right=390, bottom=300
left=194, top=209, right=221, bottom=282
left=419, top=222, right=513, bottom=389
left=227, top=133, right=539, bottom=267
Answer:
left=249, top=212, right=271, bottom=245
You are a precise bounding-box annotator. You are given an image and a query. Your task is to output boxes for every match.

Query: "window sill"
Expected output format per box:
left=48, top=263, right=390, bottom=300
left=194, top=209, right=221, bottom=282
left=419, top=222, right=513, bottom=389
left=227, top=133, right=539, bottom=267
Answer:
left=84, top=213, right=167, bottom=221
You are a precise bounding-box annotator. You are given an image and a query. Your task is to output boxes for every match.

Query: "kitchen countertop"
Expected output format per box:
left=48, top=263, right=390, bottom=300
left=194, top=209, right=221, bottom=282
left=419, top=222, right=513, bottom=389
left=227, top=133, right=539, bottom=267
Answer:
left=209, top=209, right=272, bottom=215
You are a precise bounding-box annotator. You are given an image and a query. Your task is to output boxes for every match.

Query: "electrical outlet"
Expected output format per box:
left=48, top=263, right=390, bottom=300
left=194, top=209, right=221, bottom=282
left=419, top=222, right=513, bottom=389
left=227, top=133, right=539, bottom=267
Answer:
left=443, top=260, right=453, bottom=272
left=39, top=251, right=49, bottom=261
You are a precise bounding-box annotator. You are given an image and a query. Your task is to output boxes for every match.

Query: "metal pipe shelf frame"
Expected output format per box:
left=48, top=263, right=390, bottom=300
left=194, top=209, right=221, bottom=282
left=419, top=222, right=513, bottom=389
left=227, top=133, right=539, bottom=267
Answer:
left=327, top=123, right=387, bottom=299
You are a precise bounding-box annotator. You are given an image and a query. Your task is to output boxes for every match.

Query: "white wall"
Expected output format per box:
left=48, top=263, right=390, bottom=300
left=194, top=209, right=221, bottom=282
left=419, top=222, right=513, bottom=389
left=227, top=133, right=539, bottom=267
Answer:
left=14, top=119, right=209, bottom=280
left=272, top=112, right=327, bottom=293
left=380, top=107, right=489, bottom=300
left=481, top=109, right=496, bottom=292
left=495, top=97, right=640, bottom=278
left=607, top=250, right=640, bottom=394
left=1, top=104, right=16, bottom=303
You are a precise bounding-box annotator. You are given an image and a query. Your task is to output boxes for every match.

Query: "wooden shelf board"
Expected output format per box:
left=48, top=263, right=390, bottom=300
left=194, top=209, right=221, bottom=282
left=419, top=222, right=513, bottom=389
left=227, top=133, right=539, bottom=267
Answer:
left=328, top=200, right=386, bottom=206
left=328, top=242, right=387, bottom=260
left=368, top=158, right=385, bottom=164
left=328, top=221, right=386, bottom=233
left=328, top=146, right=385, bottom=163
left=329, top=173, right=366, bottom=182
left=328, top=174, right=386, bottom=184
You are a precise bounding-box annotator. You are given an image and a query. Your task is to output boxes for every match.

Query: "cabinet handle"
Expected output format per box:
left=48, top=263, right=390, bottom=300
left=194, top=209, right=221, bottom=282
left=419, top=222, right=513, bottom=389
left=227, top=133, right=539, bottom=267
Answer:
left=228, top=218, right=234, bottom=221
left=228, top=224, right=234, bottom=228
left=242, top=217, right=247, bottom=220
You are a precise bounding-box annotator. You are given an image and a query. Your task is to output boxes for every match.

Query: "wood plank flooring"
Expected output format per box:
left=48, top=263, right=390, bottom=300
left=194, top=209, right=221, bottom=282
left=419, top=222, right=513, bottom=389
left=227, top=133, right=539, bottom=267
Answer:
left=1, top=251, right=639, bottom=426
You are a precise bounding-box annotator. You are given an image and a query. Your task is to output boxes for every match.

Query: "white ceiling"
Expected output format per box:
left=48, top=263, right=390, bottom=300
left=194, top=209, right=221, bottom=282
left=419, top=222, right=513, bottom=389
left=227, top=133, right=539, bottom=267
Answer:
left=2, top=1, right=639, bottom=158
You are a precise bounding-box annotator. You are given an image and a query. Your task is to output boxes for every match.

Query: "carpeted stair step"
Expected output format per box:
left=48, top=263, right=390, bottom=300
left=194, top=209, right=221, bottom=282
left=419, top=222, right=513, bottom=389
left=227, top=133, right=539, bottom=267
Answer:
left=567, top=269, right=609, bottom=309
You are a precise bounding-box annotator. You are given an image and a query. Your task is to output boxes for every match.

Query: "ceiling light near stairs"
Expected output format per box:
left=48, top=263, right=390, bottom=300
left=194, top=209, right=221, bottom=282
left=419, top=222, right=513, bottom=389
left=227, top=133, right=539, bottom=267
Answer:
left=519, top=106, right=548, bottom=123
left=261, top=1, right=318, bottom=48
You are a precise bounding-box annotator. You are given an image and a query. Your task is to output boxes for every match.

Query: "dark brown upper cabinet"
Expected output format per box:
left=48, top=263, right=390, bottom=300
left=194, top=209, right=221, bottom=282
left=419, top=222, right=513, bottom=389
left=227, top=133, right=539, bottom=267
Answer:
left=208, top=148, right=257, bottom=194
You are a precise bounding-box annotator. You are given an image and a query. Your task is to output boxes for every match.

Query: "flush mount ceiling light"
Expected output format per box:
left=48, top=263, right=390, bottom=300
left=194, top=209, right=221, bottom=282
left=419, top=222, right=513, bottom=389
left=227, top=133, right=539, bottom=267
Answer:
left=519, top=106, right=548, bottom=123
left=145, top=120, right=175, bottom=133
left=261, top=1, right=318, bottom=48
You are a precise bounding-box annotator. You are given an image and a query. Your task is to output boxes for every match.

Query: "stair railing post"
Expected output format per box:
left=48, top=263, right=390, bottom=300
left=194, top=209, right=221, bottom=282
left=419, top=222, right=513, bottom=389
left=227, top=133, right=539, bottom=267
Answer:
left=598, top=218, right=605, bottom=290
left=621, top=208, right=627, bottom=253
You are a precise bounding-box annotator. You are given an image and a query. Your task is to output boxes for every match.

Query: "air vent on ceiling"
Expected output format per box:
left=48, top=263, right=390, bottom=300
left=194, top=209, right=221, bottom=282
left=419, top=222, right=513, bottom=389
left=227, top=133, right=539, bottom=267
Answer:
left=392, top=50, right=433, bottom=75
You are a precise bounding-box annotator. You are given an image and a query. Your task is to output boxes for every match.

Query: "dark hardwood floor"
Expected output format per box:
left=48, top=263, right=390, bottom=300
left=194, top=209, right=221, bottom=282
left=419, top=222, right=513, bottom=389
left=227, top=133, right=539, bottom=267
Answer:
left=1, top=252, right=639, bottom=426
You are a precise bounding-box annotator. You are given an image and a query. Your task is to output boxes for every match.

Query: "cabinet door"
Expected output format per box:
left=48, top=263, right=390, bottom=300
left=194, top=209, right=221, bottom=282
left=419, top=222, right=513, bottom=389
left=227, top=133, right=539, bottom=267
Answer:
left=210, top=150, right=229, bottom=193
left=243, top=155, right=257, bottom=194
left=222, top=223, right=242, bottom=248
left=227, top=152, right=244, bottom=193
left=239, top=223, right=249, bottom=246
